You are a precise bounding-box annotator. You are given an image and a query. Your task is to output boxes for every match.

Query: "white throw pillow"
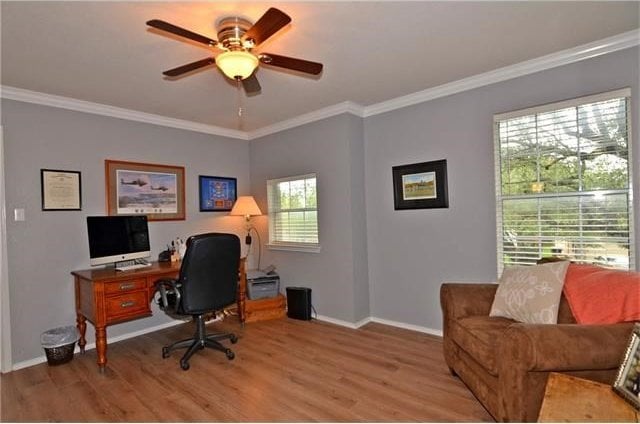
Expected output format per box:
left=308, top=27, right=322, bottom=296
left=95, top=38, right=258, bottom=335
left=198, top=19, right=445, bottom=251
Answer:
left=490, top=261, right=570, bottom=324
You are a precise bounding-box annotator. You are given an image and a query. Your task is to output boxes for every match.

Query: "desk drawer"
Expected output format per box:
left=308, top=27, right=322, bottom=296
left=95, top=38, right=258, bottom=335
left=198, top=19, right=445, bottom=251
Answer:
left=105, top=291, right=150, bottom=322
left=104, top=279, right=146, bottom=295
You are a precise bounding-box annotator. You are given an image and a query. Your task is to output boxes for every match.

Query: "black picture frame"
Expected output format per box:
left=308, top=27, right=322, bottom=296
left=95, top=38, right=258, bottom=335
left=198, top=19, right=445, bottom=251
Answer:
left=392, top=159, right=448, bottom=210
left=40, top=169, right=82, bottom=211
left=199, top=175, right=237, bottom=212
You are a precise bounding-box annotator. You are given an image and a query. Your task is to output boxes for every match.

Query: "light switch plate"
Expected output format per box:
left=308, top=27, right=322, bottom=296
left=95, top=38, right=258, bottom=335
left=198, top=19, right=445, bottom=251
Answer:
left=14, top=208, right=25, bottom=221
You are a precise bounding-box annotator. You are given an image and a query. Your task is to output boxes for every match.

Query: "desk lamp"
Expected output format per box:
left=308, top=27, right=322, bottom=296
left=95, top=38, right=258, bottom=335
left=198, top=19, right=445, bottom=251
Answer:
left=230, top=196, right=262, bottom=268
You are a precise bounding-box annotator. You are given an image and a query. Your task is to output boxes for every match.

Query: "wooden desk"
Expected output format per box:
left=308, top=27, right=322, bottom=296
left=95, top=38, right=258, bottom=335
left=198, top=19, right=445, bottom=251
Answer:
left=538, top=372, right=639, bottom=422
left=72, top=258, right=246, bottom=371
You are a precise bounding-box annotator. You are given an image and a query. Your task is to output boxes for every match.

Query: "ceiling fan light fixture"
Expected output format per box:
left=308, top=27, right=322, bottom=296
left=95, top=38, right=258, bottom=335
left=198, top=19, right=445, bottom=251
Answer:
left=216, top=51, right=258, bottom=80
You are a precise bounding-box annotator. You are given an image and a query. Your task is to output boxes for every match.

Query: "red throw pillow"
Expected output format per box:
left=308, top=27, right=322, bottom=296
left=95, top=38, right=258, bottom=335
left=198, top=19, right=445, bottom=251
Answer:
left=563, top=263, right=640, bottom=324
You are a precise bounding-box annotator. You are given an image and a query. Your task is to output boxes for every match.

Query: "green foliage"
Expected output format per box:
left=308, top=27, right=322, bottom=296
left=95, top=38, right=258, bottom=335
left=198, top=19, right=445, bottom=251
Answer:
left=498, top=98, right=631, bottom=267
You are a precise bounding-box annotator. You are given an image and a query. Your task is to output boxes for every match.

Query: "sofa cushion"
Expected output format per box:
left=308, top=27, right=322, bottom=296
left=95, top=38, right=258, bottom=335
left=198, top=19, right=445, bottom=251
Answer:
left=451, top=315, right=514, bottom=376
left=490, top=261, right=569, bottom=324
left=563, top=263, right=640, bottom=324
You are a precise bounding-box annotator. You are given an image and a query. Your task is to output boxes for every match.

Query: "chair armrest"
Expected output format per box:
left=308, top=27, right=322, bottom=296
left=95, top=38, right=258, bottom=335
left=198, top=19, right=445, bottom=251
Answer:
left=440, top=282, right=498, bottom=320
left=153, top=278, right=181, bottom=313
left=500, top=322, right=635, bottom=371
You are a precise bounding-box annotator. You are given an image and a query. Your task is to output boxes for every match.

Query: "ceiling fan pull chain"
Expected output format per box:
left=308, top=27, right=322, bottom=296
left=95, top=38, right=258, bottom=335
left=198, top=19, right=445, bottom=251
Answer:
left=236, top=78, right=244, bottom=129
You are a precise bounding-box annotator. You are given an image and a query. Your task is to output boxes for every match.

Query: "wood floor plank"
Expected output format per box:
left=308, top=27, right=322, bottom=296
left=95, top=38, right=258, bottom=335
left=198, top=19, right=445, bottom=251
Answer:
left=1, top=318, right=493, bottom=422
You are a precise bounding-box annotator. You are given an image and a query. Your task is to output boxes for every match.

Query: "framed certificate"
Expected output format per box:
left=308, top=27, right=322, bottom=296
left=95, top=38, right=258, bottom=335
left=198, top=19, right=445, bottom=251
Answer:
left=41, top=169, right=82, bottom=211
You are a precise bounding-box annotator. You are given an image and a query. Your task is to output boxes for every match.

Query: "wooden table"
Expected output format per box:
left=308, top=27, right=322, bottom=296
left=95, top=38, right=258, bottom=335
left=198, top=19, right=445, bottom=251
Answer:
left=72, top=258, right=246, bottom=371
left=538, top=372, right=639, bottom=422
left=236, top=269, right=286, bottom=323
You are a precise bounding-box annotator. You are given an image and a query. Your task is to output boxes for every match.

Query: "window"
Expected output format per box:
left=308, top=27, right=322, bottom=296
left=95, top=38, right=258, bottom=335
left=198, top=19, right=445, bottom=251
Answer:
left=266, top=173, right=320, bottom=252
left=494, top=88, right=634, bottom=273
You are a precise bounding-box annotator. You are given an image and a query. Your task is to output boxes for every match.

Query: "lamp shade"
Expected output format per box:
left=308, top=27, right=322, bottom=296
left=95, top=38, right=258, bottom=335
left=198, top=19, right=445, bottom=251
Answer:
left=216, top=51, right=259, bottom=80
left=230, top=196, right=262, bottom=217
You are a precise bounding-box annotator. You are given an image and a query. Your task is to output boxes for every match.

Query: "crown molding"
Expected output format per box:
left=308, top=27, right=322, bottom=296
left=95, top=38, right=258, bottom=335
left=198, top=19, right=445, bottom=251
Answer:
left=2, top=31, right=637, bottom=139
left=362, top=29, right=640, bottom=118
left=247, top=101, right=365, bottom=139
left=0, top=86, right=248, bottom=140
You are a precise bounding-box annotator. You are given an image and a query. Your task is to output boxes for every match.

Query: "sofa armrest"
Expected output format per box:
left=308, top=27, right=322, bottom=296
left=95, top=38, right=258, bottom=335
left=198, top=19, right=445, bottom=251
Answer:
left=440, top=282, right=498, bottom=321
left=500, top=322, right=634, bottom=371
left=497, top=322, right=635, bottom=422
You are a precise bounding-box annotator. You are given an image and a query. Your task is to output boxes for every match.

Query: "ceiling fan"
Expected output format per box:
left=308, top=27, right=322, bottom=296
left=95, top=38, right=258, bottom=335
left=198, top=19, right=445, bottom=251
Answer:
left=147, top=8, right=323, bottom=94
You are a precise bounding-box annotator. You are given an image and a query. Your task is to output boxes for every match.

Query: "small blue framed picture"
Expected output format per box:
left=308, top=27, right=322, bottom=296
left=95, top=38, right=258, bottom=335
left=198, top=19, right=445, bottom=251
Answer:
left=199, top=175, right=237, bottom=212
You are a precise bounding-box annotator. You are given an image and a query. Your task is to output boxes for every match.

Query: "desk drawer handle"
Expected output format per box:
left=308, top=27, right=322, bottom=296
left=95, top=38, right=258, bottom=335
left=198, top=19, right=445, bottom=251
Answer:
left=120, top=300, right=136, bottom=308
left=119, top=283, right=136, bottom=290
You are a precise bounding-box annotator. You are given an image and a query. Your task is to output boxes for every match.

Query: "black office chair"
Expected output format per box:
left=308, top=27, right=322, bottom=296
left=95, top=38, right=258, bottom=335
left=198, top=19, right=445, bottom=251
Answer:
left=154, top=233, right=240, bottom=370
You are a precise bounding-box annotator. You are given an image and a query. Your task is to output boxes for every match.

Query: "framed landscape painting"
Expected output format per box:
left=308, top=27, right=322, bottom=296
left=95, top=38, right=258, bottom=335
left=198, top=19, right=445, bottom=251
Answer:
left=105, top=159, right=185, bottom=221
left=392, top=159, right=448, bottom=210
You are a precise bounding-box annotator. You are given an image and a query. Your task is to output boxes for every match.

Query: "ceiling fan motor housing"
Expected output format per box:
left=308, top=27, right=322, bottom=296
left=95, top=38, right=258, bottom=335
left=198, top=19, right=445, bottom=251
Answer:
left=217, top=17, right=254, bottom=50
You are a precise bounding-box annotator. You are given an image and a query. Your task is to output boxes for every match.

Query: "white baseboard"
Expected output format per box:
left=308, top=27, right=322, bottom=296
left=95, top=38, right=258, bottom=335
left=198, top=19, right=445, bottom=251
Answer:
left=11, top=315, right=441, bottom=371
left=11, top=319, right=185, bottom=371
left=315, top=314, right=372, bottom=329
left=369, top=317, right=443, bottom=337
left=315, top=314, right=442, bottom=337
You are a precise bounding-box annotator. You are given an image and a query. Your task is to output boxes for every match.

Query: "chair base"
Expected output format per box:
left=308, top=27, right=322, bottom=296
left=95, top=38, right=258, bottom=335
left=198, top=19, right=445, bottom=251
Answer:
left=162, top=314, right=237, bottom=370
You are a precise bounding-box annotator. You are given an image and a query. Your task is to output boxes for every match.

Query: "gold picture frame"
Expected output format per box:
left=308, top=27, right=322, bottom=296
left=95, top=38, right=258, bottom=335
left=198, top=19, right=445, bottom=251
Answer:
left=613, top=323, right=640, bottom=411
left=105, top=159, right=185, bottom=221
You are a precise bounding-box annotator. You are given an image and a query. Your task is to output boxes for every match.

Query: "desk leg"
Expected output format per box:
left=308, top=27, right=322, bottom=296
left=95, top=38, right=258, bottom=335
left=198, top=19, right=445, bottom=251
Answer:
left=76, top=314, right=87, bottom=353
left=96, top=326, right=107, bottom=372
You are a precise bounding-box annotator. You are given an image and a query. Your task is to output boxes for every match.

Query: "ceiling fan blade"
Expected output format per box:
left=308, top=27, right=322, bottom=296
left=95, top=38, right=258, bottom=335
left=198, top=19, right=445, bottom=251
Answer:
left=259, top=53, right=323, bottom=75
left=242, top=8, right=291, bottom=47
left=147, top=19, right=217, bottom=47
left=163, top=58, right=215, bottom=77
left=242, top=74, right=261, bottom=94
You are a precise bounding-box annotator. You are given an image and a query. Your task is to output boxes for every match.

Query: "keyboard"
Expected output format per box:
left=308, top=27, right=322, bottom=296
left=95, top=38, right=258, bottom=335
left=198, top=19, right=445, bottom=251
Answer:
left=115, top=262, right=152, bottom=272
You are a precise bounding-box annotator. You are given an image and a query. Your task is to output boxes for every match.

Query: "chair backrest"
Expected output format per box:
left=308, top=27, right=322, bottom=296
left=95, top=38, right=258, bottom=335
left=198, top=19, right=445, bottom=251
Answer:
left=178, top=233, right=240, bottom=314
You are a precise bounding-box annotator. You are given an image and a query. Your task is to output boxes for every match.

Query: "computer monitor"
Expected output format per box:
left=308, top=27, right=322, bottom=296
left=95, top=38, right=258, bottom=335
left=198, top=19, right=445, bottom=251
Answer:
left=86, top=215, right=151, bottom=266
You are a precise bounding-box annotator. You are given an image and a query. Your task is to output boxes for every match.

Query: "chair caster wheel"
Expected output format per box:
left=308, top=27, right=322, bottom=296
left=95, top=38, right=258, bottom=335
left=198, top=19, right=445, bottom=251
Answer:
left=230, top=334, right=238, bottom=344
left=162, top=347, right=170, bottom=359
left=225, top=349, right=235, bottom=360
left=180, top=360, right=190, bottom=370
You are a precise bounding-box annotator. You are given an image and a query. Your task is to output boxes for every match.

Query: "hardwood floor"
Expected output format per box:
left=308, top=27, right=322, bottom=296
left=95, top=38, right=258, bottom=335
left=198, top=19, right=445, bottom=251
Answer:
left=1, top=318, right=493, bottom=422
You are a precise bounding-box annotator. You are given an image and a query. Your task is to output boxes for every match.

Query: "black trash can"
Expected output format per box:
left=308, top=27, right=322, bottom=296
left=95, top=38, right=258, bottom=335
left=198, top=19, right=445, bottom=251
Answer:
left=286, top=287, right=312, bottom=320
left=41, top=326, right=79, bottom=366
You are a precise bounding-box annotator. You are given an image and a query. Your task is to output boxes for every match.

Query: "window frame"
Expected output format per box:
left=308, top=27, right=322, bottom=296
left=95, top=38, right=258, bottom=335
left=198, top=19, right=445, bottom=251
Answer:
left=266, top=173, right=321, bottom=253
left=493, top=88, right=635, bottom=274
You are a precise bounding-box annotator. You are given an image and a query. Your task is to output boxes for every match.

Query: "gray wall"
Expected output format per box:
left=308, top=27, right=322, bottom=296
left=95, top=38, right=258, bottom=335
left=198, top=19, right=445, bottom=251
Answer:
left=1, top=100, right=250, bottom=363
left=364, top=46, right=640, bottom=331
left=249, top=114, right=369, bottom=322
left=3, top=46, right=638, bottom=365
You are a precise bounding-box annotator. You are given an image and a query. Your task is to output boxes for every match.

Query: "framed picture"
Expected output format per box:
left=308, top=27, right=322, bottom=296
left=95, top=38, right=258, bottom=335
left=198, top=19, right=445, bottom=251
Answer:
left=199, top=175, right=237, bottom=212
left=41, top=169, right=82, bottom=211
left=105, top=160, right=185, bottom=221
left=613, top=323, right=640, bottom=410
left=392, top=159, right=448, bottom=210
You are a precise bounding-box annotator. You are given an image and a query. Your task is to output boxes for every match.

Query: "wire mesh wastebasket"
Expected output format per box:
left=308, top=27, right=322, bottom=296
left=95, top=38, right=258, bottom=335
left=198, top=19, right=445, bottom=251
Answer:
left=41, top=326, right=79, bottom=366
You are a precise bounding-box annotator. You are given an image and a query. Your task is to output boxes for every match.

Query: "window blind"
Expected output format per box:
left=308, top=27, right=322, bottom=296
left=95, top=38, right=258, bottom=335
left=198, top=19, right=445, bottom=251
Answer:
left=494, top=89, right=634, bottom=273
left=267, top=173, right=319, bottom=248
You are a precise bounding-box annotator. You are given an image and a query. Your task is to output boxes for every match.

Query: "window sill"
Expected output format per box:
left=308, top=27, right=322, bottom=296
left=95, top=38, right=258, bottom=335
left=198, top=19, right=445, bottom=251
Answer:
left=266, top=243, right=321, bottom=253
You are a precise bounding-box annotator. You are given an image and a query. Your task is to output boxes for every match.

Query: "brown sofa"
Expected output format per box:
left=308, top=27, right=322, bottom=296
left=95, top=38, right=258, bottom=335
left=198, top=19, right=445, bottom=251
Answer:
left=440, top=282, right=633, bottom=422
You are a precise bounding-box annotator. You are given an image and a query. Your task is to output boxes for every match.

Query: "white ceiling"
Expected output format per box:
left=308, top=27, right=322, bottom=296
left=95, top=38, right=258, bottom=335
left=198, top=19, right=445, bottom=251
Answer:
left=2, top=2, right=639, bottom=132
